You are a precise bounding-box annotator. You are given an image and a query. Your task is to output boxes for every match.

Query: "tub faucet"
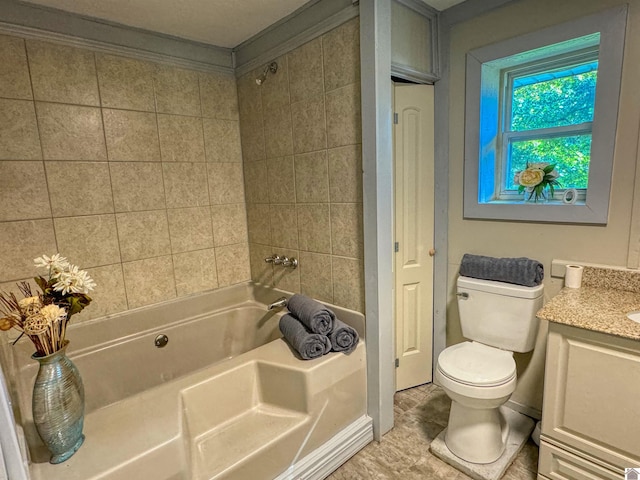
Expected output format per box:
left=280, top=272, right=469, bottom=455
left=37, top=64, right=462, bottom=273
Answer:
left=267, top=297, right=288, bottom=310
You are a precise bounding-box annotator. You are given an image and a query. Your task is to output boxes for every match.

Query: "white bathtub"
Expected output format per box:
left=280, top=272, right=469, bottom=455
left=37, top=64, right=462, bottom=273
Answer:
left=3, top=283, right=370, bottom=480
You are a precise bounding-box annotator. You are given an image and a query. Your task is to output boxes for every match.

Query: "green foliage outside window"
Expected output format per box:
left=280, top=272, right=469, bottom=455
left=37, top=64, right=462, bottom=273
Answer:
left=508, top=135, right=592, bottom=190
left=506, top=68, right=597, bottom=190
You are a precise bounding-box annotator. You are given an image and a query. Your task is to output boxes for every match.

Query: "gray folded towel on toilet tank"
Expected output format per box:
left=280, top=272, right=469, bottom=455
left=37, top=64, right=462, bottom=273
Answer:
left=459, top=253, right=544, bottom=287
left=286, top=294, right=335, bottom=335
left=279, top=314, right=331, bottom=360
left=329, top=319, right=359, bottom=354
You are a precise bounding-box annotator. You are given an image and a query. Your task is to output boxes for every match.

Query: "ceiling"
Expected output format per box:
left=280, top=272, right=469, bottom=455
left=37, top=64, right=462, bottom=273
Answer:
left=424, top=0, right=466, bottom=11
left=23, top=0, right=467, bottom=48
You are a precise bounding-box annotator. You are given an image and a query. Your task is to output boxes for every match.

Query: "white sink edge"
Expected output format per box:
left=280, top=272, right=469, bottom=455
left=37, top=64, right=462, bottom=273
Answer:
left=626, top=311, right=640, bottom=324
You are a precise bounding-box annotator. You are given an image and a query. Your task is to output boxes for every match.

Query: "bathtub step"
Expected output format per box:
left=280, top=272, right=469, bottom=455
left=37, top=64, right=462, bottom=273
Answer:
left=192, top=404, right=310, bottom=480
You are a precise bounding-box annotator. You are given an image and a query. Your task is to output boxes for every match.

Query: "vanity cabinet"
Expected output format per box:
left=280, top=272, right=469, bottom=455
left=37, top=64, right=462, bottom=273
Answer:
left=538, top=322, right=640, bottom=479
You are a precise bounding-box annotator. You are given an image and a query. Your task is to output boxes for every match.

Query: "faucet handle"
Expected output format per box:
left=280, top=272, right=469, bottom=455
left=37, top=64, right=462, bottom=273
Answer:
left=264, top=254, right=282, bottom=264
left=282, top=257, right=298, bottom=269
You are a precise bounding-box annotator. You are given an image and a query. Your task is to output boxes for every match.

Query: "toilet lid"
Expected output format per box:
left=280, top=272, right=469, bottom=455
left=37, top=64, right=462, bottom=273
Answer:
left=438, top=342, right=516, bottom=386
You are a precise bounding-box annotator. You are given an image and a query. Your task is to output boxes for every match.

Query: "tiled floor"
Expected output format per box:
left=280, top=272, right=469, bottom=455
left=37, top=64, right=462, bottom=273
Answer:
left=327, top=384, right=539, bottom=480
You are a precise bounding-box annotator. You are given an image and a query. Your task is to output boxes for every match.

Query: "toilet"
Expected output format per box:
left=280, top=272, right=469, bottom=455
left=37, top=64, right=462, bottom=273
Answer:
left=436, top=275, right=543, bottom=464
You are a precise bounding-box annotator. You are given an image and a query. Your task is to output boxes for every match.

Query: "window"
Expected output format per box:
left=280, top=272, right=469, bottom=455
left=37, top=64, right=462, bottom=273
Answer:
left=463, top=7, right=627, bottom=224
left=501, top=50, right=597, bottom=201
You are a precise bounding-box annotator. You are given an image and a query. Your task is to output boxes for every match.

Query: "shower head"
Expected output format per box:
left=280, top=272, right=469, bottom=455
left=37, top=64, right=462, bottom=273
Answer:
left=255, top=71, right=267, bottom=86
left=255, top=62, right=278, bottom=85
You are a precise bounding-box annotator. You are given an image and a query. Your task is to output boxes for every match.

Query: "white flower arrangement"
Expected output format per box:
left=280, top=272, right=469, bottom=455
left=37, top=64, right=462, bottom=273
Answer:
left=514, top=162, right=561, bottom=202
left=0, top=254, right=96, bottom=356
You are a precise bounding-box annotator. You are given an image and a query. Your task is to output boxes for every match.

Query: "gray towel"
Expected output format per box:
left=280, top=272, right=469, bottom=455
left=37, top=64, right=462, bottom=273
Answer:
left=287, top=294, right=335, bottom=335
left=459, top=253, right=544, bottom=287
left=329, top=319, right=359, bottom=354
left=279, top=314, right=331, bottom=360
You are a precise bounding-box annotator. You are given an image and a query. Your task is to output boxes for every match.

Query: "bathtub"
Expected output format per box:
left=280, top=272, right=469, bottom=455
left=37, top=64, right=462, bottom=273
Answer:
left=2, top=283, right=371, bottom=480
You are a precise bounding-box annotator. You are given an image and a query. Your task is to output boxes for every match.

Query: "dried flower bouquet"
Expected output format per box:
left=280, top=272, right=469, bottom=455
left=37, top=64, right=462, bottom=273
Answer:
left=0, top=254, right=95, bottom=356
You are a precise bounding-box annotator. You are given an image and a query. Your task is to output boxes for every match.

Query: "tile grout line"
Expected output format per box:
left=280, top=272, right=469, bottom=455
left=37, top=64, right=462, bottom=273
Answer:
left=281, top=54, right=302, bottom=293
left=22, top=37, right=59, bottom=260
left=92, top=50, right=131, bottom=311
left=151, top=65, right=179, bottom=301
left=319, top=31, right=336, bottom=306
left=198, top=74, right=222, bottom=288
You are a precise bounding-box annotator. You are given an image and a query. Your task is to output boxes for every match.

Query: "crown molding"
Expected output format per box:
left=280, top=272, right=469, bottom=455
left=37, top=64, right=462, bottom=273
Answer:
left=0, top=0, right=233, bottom=74
left=234, top=0, right=358, bottom=77
left=440, top=0, right=519, bottom=27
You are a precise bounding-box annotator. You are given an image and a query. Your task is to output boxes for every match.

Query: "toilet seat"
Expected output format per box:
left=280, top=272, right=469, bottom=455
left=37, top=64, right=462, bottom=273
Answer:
left=437, top=342, right=516, bottom=387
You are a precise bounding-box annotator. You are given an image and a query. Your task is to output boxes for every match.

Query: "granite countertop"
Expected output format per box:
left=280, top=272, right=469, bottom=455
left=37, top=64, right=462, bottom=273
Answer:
left=537, top=266, right=640, bottom=341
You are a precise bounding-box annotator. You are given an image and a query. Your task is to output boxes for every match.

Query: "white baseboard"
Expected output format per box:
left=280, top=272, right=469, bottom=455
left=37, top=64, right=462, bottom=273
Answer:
left=274, top=415, right=373, bottom=480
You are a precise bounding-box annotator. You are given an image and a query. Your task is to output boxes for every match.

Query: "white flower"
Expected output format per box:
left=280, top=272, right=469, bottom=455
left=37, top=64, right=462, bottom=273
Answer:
left=53, top=265, right=96, bottom=295
left=34, top=254, right=69, bottom=274
left=513, top=171, right=521, bottom=184
left=39, top=304, right=67, bottom=323
left=18, top=296, right=42, bottom=316
left=518, top=168, right=545, bottom=187
left=18, top=296, right=41, bottom=309
left=78, top=269, right=97, bottom=293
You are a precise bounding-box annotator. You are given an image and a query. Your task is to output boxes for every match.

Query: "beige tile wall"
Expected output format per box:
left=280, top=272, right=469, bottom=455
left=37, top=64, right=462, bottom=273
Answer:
left=0, top=34, right=249, bottom=321
left=238, top=18, right=365, bottom=313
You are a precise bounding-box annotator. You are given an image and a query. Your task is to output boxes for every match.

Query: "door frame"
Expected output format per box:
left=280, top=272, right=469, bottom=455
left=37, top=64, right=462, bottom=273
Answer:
left=360, top=0, right=449, bottom=440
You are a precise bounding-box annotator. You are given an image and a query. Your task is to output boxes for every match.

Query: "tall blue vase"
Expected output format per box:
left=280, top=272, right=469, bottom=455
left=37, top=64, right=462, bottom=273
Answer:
left=32, top=342, right=85, bottom=464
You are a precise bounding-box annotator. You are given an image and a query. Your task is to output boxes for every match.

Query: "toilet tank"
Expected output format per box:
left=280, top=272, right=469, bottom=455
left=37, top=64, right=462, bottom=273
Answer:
left=457, top=276, right=544, bottom=353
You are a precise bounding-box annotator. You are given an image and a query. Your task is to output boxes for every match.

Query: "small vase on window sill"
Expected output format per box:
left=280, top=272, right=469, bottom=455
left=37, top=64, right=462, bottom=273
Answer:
left=515, top=163, right=560, bottom=204
left=522, top=187, right=549, bottom=203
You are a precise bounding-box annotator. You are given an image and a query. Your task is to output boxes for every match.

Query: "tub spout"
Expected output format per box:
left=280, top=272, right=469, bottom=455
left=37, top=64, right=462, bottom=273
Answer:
left=267, top=297, right=288, bottom=310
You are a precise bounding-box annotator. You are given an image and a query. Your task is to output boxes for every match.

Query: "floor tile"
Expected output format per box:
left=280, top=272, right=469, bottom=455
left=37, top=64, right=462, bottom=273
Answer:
left=327, top=384, right=539, bottom=480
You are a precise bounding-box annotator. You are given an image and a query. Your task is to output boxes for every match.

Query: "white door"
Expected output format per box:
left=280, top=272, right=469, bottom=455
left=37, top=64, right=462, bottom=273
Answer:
left=393, top=83, right=434, bottom=392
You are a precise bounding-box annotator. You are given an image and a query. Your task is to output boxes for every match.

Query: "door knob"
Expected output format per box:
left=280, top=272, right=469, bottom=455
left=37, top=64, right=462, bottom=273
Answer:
left=428, top=248, right=436, bottom=257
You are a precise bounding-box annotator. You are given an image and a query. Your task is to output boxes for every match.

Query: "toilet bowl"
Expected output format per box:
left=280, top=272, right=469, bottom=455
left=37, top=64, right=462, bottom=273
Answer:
left=437, top=276, right=543, bottom=464
left=436, top=341, right=517, bottom=463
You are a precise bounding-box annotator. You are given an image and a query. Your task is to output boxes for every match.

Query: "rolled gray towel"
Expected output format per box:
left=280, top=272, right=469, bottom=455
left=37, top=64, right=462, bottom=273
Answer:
left=329, top=319, right=359, bottom=354
left=286, top=294, right=335, bottom=335
left=459, top=253, right=544, bottom=287
left=279, top=314, right=331, bottom=360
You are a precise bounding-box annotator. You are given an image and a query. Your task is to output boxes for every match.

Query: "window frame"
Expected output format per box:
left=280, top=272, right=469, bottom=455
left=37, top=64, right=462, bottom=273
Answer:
left=463, top=6, right=627, bottom=224
left=498, top=48, right=597, bottom=202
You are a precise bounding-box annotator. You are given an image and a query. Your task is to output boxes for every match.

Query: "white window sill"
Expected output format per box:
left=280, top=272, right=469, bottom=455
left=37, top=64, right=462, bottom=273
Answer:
left=483, top=199, right=587, bottom=206
left=466, top=199, right=605, bottom=223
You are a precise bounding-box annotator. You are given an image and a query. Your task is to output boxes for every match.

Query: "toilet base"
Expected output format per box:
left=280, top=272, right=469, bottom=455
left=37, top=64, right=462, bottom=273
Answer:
left=445, top=400, right=509, bottom=463
left=430, top=406, right=534, bottom=480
